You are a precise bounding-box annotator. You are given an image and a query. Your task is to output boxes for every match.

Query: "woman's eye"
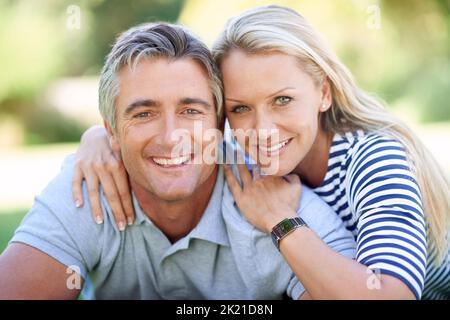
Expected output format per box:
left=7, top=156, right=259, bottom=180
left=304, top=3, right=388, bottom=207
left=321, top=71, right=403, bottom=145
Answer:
left=231, top=105, right=249, bottom=114
left=274, top=96, right=292, bottom=106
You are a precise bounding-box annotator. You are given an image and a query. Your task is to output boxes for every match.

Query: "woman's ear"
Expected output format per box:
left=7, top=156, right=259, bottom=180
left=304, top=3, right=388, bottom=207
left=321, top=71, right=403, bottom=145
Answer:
left=320, top=78, right=332, bottom=112
left=104, top=121, right=121, bottom=155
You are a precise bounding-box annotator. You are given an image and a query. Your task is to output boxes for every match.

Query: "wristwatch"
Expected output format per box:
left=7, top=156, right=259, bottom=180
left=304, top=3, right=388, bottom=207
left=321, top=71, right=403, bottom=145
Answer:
left=271, top=217, right=308, bottom=250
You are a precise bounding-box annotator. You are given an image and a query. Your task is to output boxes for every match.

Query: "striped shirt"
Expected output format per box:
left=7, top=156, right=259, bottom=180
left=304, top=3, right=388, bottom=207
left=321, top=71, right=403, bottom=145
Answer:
left=314, top=130, right=450, bottom=299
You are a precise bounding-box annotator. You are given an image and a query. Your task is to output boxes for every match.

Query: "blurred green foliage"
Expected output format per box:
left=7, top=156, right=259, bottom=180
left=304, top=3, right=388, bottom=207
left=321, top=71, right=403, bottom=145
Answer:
left=0, top=209, right=26, bottom=253
left=0, top=0, right=448, bottom=145
left=0, top=0, right=184, bottom=144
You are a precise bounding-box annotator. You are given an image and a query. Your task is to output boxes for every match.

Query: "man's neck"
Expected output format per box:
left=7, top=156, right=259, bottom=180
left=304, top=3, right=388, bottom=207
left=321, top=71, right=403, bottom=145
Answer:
left=131, top=166, right=219, bottom=244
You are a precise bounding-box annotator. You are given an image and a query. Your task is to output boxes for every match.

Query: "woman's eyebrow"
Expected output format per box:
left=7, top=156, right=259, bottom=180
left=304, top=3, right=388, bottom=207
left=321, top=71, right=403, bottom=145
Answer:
left=265, top=86, right=296, bottom=99
left=225, top=86, right=296, bottom=103
left=225, top=97, right=245, bottom=103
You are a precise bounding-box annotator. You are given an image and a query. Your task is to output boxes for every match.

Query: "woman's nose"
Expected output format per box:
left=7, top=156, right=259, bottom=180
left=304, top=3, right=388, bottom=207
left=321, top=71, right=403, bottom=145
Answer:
left=254, top=111, right=278, bottom=141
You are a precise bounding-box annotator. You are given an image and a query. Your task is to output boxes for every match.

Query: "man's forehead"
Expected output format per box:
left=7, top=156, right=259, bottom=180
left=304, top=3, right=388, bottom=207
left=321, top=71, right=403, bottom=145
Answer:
left=116, top=57, right=214, bottom=105
left=119, top=57, right=209, bottom=81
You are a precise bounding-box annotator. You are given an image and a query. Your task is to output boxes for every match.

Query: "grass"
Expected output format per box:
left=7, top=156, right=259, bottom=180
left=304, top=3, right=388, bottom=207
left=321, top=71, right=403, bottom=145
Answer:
left=0, top=208, right=28, bottom=254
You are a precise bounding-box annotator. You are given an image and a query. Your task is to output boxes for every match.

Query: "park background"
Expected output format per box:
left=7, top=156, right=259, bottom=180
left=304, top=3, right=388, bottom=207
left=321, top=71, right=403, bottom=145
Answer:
left=0, top=0, right=449, bottom=253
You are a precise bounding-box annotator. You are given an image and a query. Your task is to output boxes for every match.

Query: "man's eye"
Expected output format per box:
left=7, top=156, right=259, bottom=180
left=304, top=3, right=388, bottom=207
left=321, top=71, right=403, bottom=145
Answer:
left=274, top=96, right=292, bottom=106
left=184, top=109, right=202, bottom=115
left=134, top=112, right=151, bottom=119
left=231, top=105, right=249, bottom=114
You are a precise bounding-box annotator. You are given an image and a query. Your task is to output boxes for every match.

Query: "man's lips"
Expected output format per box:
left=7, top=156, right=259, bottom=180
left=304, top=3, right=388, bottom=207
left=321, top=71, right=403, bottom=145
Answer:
left=148, top=154, right=193, bottom=168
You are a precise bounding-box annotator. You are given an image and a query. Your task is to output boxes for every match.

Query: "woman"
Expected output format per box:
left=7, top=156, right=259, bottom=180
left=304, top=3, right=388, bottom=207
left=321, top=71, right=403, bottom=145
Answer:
left=72, top=6, right=450, bottom=299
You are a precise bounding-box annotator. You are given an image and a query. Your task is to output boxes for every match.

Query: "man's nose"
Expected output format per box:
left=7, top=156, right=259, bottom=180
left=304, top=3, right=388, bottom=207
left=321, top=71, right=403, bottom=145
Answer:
left=156, top=114, right=182, bottom=146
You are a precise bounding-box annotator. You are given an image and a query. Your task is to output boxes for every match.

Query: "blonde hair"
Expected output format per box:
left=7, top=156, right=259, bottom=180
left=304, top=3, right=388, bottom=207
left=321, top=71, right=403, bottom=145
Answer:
left=213, top=5, right=450, bottom=264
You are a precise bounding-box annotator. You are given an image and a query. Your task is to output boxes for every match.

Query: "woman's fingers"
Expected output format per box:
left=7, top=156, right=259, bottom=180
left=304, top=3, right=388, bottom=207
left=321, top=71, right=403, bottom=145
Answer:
left=236, top=154, right=252, bottom=186
left=84, top=171, right=104, bottom=225
left=96, top=168, right=127, bottom=231
left=71, top=165, right=84, bottom=208
left=110, top=160, right=134, bottom=225
left=284, top=173, right=300, bottom=184
left=252, top=166, right=261, bottom=180
left=223, top=165, right=242, bottom=199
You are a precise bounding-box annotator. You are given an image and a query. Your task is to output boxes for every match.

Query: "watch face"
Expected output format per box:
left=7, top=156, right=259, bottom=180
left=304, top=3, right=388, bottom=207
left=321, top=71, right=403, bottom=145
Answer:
left=280, top=219, right=294, bottom=233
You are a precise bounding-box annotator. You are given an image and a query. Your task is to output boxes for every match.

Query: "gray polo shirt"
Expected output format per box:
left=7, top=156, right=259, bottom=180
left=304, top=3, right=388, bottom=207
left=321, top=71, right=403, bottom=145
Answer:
left=10, top=155, right=356, bottom=299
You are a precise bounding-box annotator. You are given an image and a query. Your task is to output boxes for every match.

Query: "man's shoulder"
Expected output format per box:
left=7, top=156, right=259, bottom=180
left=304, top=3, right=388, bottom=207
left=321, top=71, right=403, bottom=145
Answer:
left=9, top=155, right=110, bottom=279
left=295, top=185, right=355, bottom=244
left=37, top=154, right=89, bottom=221
left=40, top=154, right=78, bottom=206
left=27, top=154, right=120, bottom=243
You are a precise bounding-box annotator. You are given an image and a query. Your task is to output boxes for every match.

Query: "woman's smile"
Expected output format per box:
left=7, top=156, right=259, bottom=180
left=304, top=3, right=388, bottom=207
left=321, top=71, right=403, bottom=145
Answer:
left=257, top=137, right=294, bottom=157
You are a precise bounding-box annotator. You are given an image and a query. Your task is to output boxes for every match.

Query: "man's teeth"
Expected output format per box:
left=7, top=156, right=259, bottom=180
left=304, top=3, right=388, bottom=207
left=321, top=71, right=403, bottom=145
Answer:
left=260, top=140, right=290, bottom=152
left=152, top=155, right=190, bottom=166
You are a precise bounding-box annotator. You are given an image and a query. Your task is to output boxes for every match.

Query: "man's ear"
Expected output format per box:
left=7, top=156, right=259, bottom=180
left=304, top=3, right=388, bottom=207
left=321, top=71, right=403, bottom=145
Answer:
left=104, top=121, right=121, bottom=155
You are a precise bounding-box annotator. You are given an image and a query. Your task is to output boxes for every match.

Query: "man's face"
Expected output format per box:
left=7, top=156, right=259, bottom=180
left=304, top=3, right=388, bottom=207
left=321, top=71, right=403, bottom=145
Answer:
left=109, top=57, right=218, bottom=201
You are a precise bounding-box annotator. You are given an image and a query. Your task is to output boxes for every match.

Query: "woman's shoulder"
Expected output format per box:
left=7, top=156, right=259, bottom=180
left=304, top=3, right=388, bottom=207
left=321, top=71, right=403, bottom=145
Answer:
left=338, top=130, right=421, bottom=203
left=333, top=130, right=408, bottom=166
left=333, top=130, right=405, bottom=152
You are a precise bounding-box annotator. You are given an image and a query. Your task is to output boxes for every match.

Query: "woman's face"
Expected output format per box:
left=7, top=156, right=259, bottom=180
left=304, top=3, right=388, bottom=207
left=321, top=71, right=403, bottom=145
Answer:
left=221, top=49, right=331, bottom=176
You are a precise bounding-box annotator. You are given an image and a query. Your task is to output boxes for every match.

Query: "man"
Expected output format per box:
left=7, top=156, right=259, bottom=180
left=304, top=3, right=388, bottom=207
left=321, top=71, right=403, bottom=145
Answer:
left=0, top=23, right=355, bottom=299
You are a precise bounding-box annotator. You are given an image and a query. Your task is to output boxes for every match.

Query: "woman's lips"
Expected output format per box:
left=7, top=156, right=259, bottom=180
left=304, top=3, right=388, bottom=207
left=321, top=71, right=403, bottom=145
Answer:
left=257, top=138, right=293, bottom=157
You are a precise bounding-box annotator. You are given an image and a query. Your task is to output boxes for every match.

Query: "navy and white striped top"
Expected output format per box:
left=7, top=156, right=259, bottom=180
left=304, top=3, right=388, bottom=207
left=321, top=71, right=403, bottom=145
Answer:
left=314, top=130, right=450, bottom=299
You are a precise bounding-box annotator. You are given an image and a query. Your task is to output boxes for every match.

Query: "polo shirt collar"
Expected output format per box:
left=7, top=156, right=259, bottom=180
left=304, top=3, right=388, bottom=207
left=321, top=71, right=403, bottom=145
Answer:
left=188, top=165, right=229, bottom=246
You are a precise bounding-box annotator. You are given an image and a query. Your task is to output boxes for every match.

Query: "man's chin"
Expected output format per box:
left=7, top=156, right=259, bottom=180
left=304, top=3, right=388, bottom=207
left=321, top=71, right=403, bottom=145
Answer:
left=149, top=186, right=196, bottom=202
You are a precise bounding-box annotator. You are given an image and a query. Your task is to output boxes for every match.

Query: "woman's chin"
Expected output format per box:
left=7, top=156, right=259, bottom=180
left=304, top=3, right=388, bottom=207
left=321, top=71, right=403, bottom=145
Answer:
left=259, top=161, right=296, bottom=177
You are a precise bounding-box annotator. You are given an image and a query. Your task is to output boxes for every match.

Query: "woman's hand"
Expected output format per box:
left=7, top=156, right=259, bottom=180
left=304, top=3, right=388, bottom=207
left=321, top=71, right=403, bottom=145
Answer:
left=72, top=125, right=134, bottom=230
left=223, top=162, right=302, bottom=234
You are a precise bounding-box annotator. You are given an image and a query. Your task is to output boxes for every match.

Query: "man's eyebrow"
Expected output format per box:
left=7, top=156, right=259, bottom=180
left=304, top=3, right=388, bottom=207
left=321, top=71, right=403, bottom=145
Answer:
left=178, top=97, right=212, bottom=108
left=124, top=99, right=159, bottom=115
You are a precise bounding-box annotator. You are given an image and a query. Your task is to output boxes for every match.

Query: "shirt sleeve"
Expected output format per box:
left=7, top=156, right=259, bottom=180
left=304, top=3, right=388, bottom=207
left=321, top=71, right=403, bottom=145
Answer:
left=287, top=186, right=358, bottom=299
left=9, top=155, right=103, bottom=280
left=347, top=136, right=427, bottom=299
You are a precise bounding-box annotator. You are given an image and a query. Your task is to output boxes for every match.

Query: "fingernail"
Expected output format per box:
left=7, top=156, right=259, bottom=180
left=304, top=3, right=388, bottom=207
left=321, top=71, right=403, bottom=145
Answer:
left=75, top=199, right=81, bottom=208
left=118, top=221, right=126, bottom=231
left=95, top=216, right=103, bottom=224
left=127, top=218, right=133, bottom=226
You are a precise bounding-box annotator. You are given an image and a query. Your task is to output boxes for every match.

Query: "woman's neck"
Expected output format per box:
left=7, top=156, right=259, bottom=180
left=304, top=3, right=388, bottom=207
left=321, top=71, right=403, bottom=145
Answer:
left=293, top=129, right=334, bottom=188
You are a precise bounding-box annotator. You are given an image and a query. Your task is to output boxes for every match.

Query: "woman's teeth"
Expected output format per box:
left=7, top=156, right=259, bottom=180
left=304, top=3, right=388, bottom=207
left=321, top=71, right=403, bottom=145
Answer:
left=259, top=139, right=291, bottom=153
left=152, top=155, right=190, bottom=166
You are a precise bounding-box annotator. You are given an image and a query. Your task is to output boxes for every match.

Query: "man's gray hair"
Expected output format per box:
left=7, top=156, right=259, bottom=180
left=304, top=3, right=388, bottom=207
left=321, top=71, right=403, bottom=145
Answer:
left=99, top=22, right=223, bottom=129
